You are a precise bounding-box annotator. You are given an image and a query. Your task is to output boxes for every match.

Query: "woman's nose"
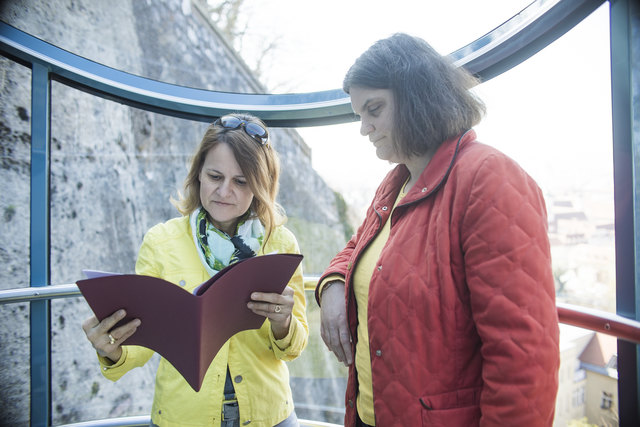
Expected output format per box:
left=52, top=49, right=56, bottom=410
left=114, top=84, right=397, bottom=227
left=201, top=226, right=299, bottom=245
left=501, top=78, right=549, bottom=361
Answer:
left=217, top=180, right=232, bottom=197
left=360, top=120, right=373, bottom=136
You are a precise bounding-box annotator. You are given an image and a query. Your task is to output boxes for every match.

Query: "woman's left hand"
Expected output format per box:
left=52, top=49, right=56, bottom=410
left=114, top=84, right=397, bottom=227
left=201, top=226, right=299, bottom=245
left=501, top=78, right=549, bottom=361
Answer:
left=248, top=286, right=294, bottom=340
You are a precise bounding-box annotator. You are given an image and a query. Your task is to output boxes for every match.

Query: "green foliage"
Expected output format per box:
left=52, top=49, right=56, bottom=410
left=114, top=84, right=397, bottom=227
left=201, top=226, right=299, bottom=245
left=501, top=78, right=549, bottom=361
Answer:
left=285, top=217, right=347, bottom=275
left=333, top=190, right=355, bottom=241
left=90, top=381, right=100, bottom=398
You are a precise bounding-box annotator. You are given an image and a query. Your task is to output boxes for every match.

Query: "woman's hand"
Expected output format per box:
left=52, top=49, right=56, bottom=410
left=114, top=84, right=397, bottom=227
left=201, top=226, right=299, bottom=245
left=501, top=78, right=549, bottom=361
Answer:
left=81, top=309, right=141, bottom=363
left=248, top=287, right=295, bottom=340
left=320, top=281, right=352, bottom=366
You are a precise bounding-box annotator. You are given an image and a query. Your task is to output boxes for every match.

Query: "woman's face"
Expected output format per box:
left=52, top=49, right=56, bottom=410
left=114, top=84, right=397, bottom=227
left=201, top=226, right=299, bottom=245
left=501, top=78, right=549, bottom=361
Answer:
left=350, top=87, right=404, bottom=164
left=199, top=143, right=254, bottom=235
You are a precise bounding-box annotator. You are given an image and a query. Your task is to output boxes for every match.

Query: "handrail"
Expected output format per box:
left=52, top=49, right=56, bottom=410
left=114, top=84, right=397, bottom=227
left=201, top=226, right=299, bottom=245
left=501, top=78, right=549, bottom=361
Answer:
left=0, top=0, right=604, bottom=127
left=57, top=416, right=338, bottom=427
left=557, top=302, right=640, bottom=345
left=2, top=283, right=639, bottom=344
left=58, top=416, right=150, bottom=427
left=0, top=277, right=318, bottom=304
left=0, top=284, right=81, bottom=304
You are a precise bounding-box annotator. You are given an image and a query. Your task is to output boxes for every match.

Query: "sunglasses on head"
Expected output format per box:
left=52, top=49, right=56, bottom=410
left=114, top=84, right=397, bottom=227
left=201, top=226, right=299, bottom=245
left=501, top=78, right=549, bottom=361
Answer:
left=214, top=115, right=269, bottom=145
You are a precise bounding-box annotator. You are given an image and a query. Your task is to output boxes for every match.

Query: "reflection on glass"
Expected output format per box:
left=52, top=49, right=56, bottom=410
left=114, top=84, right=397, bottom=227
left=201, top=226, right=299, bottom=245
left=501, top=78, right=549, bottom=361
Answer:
left=0, top=57, right=32, bottom=427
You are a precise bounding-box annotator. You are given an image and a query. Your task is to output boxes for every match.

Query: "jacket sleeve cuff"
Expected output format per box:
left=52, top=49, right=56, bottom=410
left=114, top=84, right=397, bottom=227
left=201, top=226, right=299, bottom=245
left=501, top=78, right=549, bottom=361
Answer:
left=270, top=324, right=293, bottom=350
left=98, top=345, right=154, bottom=381
left=315, top=274, right=345, bottom=306
left=269, top=315, right=307, bottom=361
left=98, top=346, right=129, bottom=381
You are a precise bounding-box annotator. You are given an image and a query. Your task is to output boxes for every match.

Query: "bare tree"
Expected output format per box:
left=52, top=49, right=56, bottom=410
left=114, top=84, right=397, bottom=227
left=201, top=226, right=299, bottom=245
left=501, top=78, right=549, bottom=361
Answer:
left=205, top=0, right=280, bottom=87
left=206, top=0, right=247, bottom=44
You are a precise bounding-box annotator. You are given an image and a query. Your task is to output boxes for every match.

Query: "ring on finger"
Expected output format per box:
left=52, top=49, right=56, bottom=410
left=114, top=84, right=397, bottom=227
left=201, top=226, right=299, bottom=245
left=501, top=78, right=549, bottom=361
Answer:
left=108, top=333, right=116, bottom=345
left=274, top=305, right=282, bottom=313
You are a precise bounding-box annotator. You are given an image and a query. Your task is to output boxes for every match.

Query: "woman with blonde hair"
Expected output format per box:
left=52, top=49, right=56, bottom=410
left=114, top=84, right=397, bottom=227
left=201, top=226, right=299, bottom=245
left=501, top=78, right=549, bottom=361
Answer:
left=83, top=113, right=308, bottom=427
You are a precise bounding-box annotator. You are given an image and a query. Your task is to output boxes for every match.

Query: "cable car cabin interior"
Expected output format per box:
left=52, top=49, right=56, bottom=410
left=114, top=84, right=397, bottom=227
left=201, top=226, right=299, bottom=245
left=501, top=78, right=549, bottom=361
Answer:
left=0, top=0, right=639, bottom=425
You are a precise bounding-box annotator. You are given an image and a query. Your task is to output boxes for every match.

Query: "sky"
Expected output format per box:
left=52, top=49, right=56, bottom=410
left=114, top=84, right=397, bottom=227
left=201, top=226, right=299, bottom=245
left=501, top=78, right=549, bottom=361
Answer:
left=219, top=0, right=614, bottom=217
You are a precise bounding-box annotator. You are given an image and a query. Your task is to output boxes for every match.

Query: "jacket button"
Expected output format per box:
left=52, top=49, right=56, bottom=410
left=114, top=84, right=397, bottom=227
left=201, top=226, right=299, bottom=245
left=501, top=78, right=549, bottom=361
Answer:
left=242, top=421, right=251, bottom=425
left=234, top=375, right=243, bottom=383
left=348, top=399, right=354, bottom=407
left=377, top=265, right=382, bottom=271
left=179, top=280, right=186, bottom=287
left=375, top=350, right=382, bottom=356
left=347, top=262, right=353, bottom=271
left=381, top=206, right=388, bottom=211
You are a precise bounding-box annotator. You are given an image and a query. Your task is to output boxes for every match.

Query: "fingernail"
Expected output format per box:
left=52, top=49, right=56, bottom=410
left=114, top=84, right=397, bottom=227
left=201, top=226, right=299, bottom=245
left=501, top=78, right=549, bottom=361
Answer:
left=118, top=310, right=125, bottom=316
left=134, top=319, right=141, bottom=327
left=251, top=293, right=257, bottom=299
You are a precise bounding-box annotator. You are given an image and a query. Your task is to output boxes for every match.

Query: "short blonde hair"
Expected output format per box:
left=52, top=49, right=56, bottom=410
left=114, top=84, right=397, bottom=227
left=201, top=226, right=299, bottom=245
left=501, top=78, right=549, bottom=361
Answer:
left=173, top=113, right=284, bottom=242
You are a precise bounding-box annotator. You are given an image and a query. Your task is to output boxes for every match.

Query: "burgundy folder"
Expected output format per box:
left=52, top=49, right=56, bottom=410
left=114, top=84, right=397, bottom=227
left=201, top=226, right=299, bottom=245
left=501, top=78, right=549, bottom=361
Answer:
left=76, top=253, right=303, bottom=391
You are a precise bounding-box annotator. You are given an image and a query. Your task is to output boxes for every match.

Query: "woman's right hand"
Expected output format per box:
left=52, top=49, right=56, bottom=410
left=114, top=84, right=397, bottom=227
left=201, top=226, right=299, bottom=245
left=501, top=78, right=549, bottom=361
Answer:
left=320, top=281, right=353, bottom=366
left=81, top=309, right=141, bottom=363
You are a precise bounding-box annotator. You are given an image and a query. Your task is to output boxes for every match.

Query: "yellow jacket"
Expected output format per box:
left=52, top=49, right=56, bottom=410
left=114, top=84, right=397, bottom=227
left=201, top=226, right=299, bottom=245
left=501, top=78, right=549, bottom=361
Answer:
left=98, top=216, right=308, bottom=426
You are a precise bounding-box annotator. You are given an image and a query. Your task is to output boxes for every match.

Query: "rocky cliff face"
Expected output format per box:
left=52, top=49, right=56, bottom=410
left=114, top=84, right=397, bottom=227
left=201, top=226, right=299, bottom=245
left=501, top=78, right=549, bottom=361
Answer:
left=0, top=1, right=349, bottom=424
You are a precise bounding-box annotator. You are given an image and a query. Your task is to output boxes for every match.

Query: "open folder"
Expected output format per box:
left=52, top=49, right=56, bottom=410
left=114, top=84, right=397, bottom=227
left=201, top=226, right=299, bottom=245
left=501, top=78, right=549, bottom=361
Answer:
left=76, top=253, right=303, bottom=392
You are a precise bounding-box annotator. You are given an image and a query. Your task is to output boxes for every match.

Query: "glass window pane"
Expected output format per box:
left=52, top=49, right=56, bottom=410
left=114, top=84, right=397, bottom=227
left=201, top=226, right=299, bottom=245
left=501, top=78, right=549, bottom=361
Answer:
left=46, top=79, right=351, bottom=422
left=473, top=4, right=614, bottom=313
left=237, top=0, right=532, bottom=92
left=0, top=56, right=32, bottom=427
left=1, top=1, right=622, bottom=426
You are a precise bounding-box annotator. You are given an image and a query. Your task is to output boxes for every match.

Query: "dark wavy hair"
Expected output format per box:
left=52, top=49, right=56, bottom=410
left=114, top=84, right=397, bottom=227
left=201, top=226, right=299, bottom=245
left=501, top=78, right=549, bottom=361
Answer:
left=343, top=33, right=486, bottom=157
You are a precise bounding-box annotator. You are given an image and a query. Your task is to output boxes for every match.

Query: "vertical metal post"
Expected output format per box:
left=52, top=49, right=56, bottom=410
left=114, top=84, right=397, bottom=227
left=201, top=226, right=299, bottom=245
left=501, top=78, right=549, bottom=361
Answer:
left=30, top=61, right=51, bottom=426
left=610, top=0, right=640, bottom=425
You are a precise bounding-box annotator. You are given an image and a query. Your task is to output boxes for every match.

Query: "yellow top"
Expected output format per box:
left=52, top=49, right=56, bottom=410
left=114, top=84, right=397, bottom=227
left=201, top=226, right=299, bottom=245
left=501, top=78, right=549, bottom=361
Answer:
left=97, top=216, right=308, bottom=427
left=354, top=182, right=407, bottom=425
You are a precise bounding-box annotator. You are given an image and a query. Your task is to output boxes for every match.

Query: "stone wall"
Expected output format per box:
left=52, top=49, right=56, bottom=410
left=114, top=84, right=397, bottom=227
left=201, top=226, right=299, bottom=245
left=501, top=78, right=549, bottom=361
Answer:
left=0, top=1, right=349, bottom=424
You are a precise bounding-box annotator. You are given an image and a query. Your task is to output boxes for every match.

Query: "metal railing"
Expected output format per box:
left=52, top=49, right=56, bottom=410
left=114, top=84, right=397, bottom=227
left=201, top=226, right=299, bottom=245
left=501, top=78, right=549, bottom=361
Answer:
left=3, top=283, right=640, bottom=346
left=0, top=282, right=639, bottom=427
left=2, top=0, right=639, bottom=425
left=57, top=415, right=339, bottom=427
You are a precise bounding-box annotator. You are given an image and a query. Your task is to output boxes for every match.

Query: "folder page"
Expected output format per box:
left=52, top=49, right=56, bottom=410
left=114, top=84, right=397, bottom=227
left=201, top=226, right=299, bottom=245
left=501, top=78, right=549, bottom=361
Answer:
left=77, top=253, right=303, bottom=391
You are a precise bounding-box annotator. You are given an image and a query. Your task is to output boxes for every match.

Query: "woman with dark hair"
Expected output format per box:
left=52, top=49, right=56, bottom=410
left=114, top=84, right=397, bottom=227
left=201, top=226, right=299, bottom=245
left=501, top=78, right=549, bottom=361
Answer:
left=82, top=114, right=307, bottom=427
left=316, top=33, right=559, bottom=426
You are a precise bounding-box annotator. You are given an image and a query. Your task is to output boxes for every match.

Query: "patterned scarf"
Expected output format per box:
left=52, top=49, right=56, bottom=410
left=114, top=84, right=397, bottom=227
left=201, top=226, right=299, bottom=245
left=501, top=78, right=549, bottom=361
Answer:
left=190, top=207, right=264, bottom=277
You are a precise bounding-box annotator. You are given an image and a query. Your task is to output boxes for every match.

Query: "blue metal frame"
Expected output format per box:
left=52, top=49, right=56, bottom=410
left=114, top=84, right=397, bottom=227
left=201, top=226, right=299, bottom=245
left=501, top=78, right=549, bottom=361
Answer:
left=451, top=0, right=605, bottom=81
left=0, top=21, right=355, bottom=128
left=610, top=0, right=640, bottom=423
left=29, top=61, right=51, bottom=426
left=0, top=0, right=604, bottom=127
left=2, top=0, right=638, bottom=424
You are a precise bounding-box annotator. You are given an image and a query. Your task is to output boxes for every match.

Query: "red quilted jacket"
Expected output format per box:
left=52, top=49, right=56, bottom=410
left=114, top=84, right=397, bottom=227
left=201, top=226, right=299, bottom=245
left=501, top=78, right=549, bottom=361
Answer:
left=317, top=130, right=559, bottom=426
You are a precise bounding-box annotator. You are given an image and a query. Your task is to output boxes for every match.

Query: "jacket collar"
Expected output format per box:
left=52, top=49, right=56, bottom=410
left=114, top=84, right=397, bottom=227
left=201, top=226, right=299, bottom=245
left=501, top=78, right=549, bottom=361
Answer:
left=376, top=129, right=477, bottom=207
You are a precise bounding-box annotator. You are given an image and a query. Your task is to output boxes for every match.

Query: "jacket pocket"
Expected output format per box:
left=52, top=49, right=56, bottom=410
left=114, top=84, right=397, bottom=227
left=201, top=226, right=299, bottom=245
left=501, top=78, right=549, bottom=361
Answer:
left=420, top=387, right=481, bottom=427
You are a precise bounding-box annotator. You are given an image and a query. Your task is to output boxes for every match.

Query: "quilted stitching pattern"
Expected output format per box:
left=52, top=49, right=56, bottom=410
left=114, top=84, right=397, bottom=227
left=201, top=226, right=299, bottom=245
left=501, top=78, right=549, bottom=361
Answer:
left=320, top=132, right=559, bottom=426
